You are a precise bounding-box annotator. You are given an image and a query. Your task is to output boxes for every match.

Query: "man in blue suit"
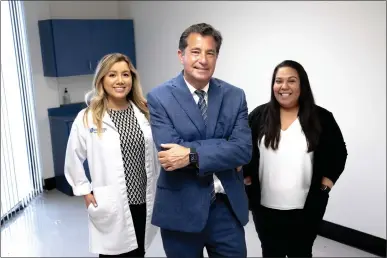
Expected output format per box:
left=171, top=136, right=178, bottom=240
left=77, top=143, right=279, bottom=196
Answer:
left=147, top=23, right=252, bottom=257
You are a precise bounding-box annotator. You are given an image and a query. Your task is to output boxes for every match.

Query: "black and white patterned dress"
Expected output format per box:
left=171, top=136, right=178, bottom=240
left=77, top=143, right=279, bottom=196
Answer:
left=109, top=104, right=147, bottom=205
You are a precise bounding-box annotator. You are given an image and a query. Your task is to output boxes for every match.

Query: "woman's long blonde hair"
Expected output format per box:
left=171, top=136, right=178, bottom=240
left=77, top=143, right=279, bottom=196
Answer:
left=83, top=53, right=149, bottom=136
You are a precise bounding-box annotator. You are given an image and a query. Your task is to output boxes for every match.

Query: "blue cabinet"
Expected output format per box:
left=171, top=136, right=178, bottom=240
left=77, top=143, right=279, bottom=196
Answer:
left=48, top=103, right=90, bottom=196
left=38, top=19, right=136, bottom=77
left=50, top=20, right=92, bottom=77
left=90, top=20, right=136, bottom=70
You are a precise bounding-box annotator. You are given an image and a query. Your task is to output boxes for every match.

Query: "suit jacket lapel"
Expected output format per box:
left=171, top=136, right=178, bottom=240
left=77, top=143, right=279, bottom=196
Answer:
left=171, top=72, right=206, bottom=138
left=206, top=78, right=223, bottom=138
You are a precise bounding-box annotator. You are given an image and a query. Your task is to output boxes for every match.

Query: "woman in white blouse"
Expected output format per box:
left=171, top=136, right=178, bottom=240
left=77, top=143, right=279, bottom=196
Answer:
left=243, top=60, right=347, bottom=257
left=64, top=53, right=159, bottom=257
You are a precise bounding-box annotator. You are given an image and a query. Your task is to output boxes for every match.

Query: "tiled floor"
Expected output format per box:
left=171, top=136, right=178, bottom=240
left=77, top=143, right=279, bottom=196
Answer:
left=1, top=190, right=378, bottom=257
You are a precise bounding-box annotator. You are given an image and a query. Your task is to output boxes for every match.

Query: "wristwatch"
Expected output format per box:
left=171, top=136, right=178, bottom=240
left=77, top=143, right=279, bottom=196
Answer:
left=189, top=148, right=199, bottom=168
left=320, top=184, right=331, bottom=194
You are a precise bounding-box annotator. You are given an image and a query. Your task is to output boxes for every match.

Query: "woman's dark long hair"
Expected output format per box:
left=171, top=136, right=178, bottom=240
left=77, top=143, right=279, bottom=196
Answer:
left=258, top=60, right=321, bottom=152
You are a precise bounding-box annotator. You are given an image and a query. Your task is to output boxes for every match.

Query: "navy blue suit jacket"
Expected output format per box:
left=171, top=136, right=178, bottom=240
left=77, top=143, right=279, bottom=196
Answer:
left=147, top=72, right=252, bottom=233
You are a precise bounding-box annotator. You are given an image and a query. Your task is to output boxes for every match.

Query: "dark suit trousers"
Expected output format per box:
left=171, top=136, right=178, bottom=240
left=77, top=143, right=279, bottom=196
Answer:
left=160, top=194, right=247, bottom=258
left=252, top=205, right=317, bottom=257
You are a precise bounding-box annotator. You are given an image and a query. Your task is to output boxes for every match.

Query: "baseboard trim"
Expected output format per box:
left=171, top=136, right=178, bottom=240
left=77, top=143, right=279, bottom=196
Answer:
left=43, top=177, right=56, bottom=190
left=319, top=220, right=386, bottom=257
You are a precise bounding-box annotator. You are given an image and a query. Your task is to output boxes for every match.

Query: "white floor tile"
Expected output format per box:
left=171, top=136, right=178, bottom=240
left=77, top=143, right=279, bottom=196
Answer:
left=0, top=190, right=378, bottom=257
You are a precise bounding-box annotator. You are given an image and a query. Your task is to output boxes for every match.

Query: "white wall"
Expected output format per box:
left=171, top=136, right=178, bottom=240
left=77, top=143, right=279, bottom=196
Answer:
left=118, top=1, right=386, bottom=239
left=23, top=1, right=120, bottom=180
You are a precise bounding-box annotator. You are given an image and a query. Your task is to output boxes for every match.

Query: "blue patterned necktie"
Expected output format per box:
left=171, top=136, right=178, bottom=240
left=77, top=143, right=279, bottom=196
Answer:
left=194, top=90, right=215, bottom=203
left=195, top=90, right=207, bottom=126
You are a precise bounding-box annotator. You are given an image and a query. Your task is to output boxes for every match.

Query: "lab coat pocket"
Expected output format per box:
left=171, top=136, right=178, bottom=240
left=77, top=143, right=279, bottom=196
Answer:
left=87, top=185, right=118, bottom=234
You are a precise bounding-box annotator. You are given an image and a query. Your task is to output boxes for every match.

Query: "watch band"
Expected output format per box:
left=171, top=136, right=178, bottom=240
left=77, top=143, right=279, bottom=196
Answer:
left=189, top=148, right=198, bottom=167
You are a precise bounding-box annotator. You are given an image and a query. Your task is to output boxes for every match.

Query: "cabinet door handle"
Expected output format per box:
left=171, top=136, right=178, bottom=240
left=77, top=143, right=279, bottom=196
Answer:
left=89, top=61, right=92, bottom=71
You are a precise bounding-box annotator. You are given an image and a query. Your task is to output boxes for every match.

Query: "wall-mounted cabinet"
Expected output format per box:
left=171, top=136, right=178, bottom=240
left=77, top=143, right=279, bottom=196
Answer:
left=38, top=19, right=136, bottom=77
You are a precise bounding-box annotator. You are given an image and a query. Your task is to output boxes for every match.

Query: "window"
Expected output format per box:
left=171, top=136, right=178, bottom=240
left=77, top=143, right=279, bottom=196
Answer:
left=1, top=0, right=43, bottom=223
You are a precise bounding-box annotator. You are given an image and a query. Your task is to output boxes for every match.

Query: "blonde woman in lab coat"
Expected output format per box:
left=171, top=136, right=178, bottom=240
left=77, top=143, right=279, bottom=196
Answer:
left=64, top=53, right=160, bottom=257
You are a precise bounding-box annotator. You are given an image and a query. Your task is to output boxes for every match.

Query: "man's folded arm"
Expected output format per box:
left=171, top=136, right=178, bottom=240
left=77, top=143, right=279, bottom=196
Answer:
left=147, top=91, right=252, bottom=175
left=195, top=92, right=252, bottom=176
left=147, top=92, right=225, bottom=150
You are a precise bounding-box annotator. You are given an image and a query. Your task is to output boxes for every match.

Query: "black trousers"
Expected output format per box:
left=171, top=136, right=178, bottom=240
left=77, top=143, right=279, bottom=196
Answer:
left=99, top=203, right=146, bottom=258
left=252, top=205, right=317, bottom=257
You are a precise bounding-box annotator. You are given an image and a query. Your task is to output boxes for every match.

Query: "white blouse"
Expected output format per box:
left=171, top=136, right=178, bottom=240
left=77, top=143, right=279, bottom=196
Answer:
left=259, top=118, right=314, bottom=210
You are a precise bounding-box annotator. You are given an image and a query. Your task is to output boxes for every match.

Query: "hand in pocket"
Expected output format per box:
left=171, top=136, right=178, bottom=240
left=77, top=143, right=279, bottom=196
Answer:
left=84, top=193, right=98, bottom=208
left=244, top=176, right=252, bottom=185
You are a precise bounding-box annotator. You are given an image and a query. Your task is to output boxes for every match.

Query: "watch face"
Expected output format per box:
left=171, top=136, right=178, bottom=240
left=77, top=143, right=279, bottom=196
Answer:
left=190, top=153, right=198, bottom=163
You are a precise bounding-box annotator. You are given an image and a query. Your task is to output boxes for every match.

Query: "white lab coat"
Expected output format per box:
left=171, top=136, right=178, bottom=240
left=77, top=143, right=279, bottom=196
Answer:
left=64, top=102, right=160, bottom=255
